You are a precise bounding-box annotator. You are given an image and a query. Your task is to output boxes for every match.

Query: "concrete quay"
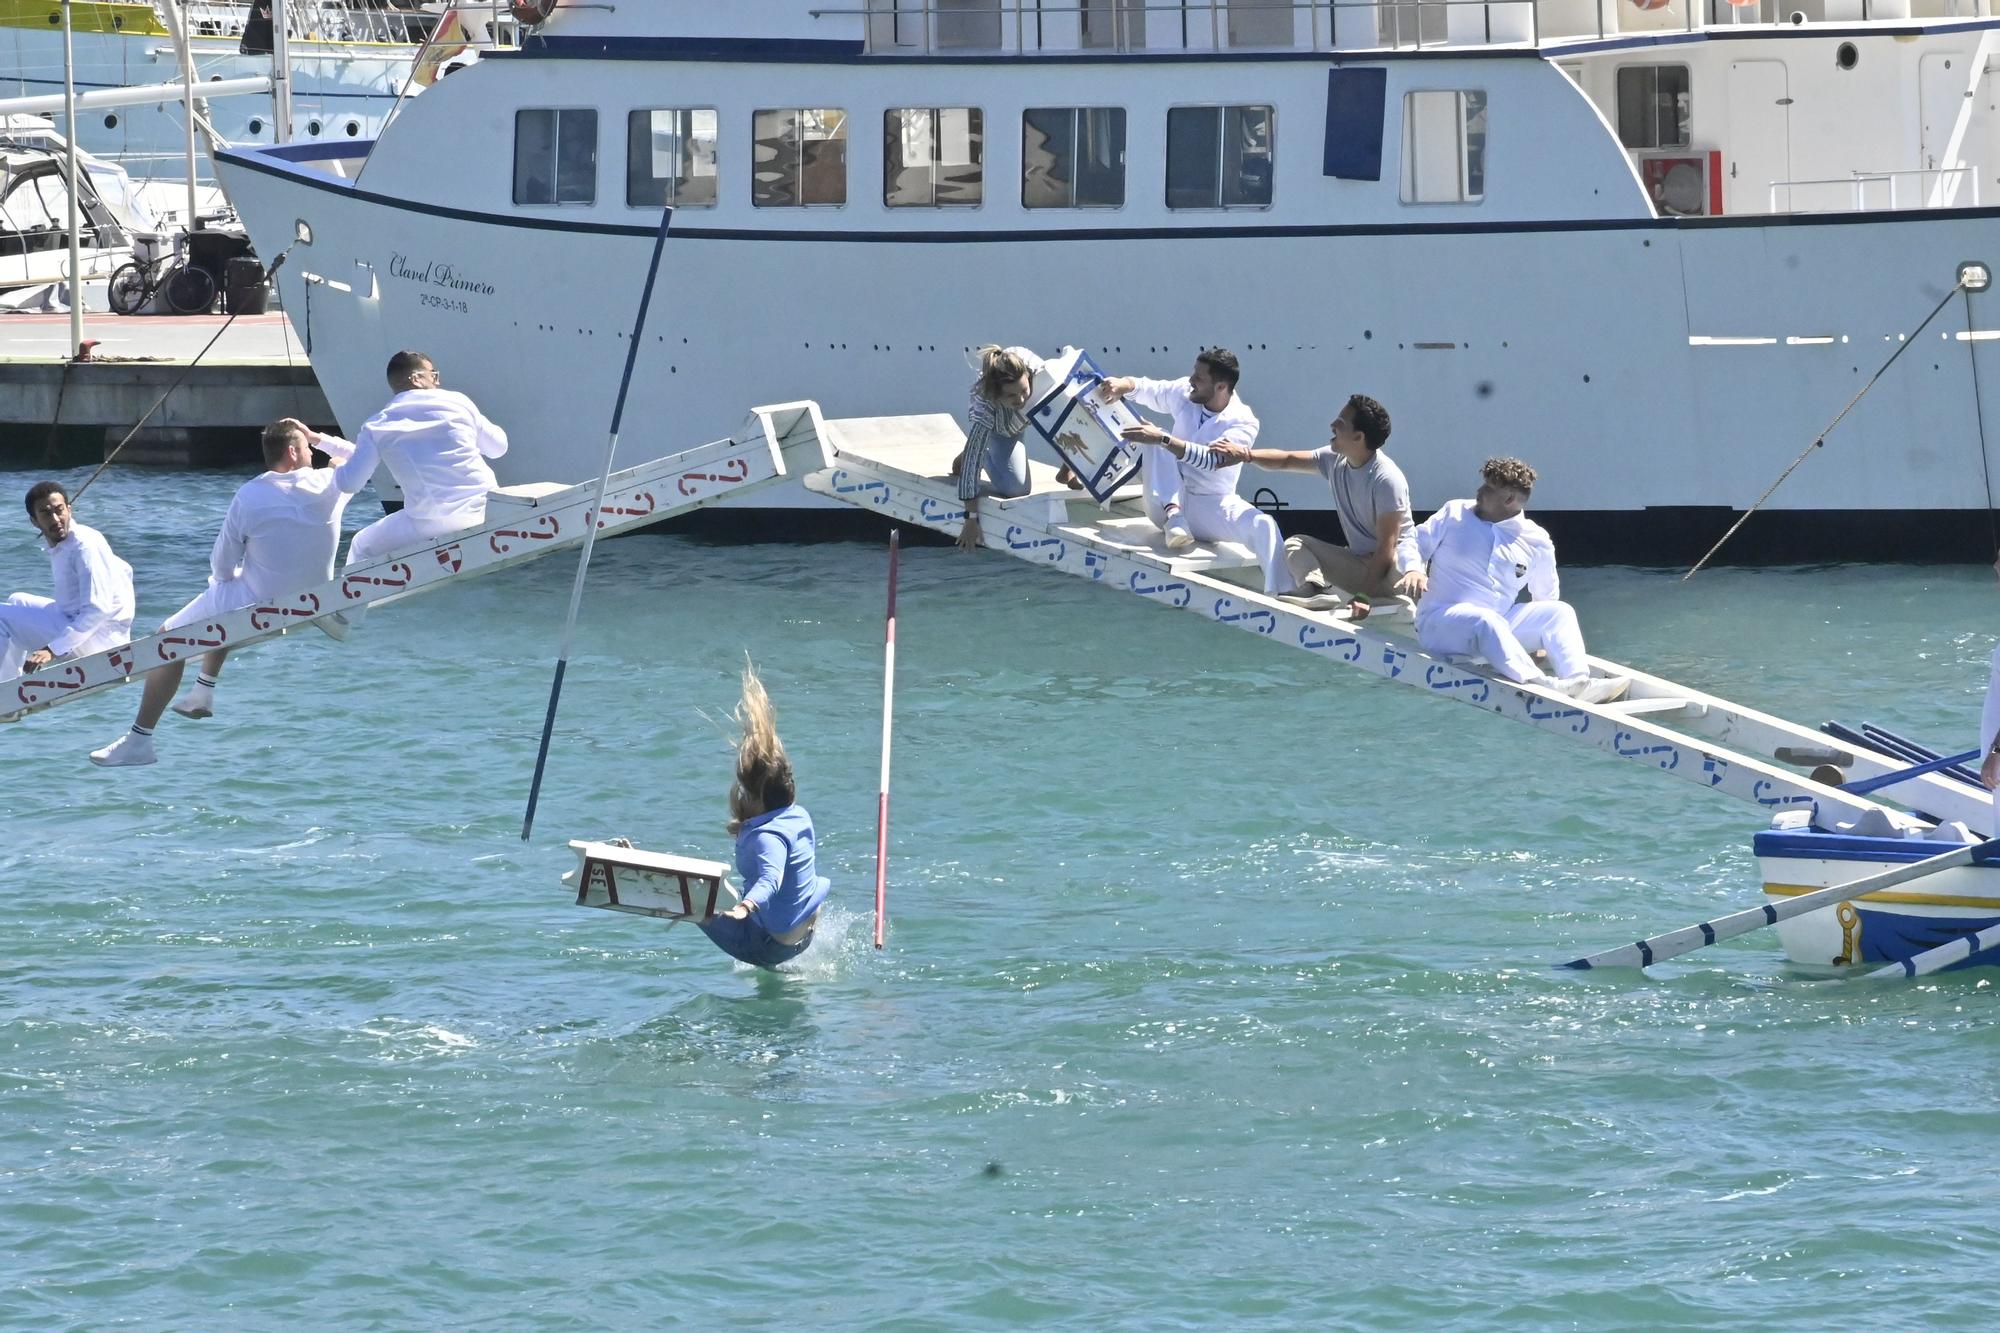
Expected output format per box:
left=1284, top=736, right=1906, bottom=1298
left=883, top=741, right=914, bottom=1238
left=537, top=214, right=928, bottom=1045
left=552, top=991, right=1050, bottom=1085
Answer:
left=0, top=311, right=332, bottom=468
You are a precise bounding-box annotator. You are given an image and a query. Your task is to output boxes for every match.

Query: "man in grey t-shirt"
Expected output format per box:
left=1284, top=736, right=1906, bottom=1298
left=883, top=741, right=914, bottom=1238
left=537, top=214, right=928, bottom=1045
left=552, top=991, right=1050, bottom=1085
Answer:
left=1216, top=395, right=1417, bottom=616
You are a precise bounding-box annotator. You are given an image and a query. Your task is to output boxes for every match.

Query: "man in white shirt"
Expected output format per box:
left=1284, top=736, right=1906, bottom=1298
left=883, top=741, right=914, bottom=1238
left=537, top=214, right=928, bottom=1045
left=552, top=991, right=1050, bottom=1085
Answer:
left=1216, top=393, right=1416, bottom=618
left=1405, top=457, right=1629, bottom=703
left=1, top=481, right=134, bottom=684
left=1097, top=348, right=1291, bottom=596
left=90, top=418, right=367, bottom=766
left=341, top=350, right=508, bottom=570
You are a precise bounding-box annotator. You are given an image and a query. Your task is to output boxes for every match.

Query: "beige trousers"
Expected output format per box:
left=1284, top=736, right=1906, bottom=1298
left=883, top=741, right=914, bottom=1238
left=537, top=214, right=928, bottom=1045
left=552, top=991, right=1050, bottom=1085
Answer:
left=1283, top=534, right=1399, bottom=597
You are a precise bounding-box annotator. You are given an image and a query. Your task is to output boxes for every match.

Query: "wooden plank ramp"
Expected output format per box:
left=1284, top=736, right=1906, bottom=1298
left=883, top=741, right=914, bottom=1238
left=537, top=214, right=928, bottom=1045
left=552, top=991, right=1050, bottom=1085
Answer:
left=0, top=401, right=833, bottom=722
left=803, top=410, right=1992, bottom=834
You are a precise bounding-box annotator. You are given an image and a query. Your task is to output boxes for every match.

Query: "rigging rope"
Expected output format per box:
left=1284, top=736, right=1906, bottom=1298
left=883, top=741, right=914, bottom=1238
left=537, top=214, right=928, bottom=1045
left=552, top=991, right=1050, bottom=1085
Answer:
left=1684, top=275, right=1971, bottom=580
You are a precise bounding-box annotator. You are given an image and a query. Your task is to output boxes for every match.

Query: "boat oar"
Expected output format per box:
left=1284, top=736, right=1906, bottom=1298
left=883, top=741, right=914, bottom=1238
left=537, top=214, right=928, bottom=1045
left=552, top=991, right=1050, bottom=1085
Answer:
left=1864, top=919, right=2000, bottom=980
left=1836, top=748, right=1980, bottom=797
left=520, top=206, right=673, bottom=841
left=1560, top=836, right=2000, bottom=970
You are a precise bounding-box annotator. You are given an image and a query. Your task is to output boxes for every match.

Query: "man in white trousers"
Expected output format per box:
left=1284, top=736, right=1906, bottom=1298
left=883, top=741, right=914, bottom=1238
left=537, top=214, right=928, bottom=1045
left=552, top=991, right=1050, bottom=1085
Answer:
left=90, top=419, right=365, bottom=767
left=1, top=481, right=133, bottom=687
left=1096, top=348, right=1293, bottom=596
left=1404, top=457, right=1629, bottom=703
left=343, top=349, right=509, bottom=571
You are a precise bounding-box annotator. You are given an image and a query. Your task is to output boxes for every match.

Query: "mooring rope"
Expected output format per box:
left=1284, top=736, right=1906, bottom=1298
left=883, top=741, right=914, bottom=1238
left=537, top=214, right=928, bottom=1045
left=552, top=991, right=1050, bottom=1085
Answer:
left=1684, top=275, right=1971, bottom=580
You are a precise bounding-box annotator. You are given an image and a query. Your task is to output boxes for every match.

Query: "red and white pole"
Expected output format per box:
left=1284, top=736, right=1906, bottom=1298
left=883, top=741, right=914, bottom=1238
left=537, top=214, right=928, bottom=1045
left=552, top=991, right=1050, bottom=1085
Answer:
left=873, top=528, right=900, bottom=949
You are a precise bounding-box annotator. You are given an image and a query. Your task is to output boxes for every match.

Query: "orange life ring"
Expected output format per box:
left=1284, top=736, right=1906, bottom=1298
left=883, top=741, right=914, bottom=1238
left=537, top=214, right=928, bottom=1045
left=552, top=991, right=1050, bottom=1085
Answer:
left=1628, top=0, right=1672, bottom=10
left=510, top=0, right=557, bottom=23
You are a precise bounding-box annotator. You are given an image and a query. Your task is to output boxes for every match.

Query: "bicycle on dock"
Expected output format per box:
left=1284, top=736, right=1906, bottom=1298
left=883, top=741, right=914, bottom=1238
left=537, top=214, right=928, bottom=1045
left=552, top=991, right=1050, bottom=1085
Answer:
left=107, top=237, right=216, bottom=316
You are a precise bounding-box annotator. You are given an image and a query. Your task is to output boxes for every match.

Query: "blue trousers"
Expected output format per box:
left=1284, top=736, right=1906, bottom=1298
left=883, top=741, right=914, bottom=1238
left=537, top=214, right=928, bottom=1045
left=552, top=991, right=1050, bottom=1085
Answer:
left=699, top=915, right=814, bottom=969
left=975, top=434, right=1032, bottom=499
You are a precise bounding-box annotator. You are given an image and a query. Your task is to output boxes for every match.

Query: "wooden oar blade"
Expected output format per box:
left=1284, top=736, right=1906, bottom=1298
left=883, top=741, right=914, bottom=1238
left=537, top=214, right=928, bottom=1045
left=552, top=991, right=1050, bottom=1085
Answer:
left=1561, top=906, right=1774, bottom=970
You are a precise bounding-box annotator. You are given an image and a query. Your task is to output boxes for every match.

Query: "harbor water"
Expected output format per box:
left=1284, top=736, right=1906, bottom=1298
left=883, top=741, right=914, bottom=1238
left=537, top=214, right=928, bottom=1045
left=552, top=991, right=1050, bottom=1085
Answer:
left=4, top=466, right=1999, bottom=1328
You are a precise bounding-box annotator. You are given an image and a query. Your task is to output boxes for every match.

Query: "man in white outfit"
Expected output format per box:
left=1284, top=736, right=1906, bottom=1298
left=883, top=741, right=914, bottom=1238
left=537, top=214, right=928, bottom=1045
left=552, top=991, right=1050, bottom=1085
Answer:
left=1, top=481, right=134, bottom=686
left=343, top=349, right=509, bottom=569
left=1405, top=457, right=1629, bottom=703
left=1096, top=348, right=1292, bottom=596
left=90, top=419, right=366, bottom=767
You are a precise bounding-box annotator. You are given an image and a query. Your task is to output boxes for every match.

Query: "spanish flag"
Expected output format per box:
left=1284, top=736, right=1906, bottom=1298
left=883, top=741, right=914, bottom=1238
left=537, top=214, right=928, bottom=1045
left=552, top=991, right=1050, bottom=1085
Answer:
left=412, top=8, right=474, bottom=89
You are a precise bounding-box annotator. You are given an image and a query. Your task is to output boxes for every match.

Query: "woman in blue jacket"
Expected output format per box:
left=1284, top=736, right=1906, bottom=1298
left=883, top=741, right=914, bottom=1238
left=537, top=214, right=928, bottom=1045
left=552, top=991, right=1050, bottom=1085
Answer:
left=699, top=664, right=830, bottom=969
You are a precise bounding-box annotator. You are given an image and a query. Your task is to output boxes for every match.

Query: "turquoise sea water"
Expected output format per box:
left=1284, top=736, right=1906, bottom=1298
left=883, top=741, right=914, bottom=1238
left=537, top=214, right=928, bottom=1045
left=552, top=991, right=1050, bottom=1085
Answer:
left=5, top=466, right=2000, bottom=1329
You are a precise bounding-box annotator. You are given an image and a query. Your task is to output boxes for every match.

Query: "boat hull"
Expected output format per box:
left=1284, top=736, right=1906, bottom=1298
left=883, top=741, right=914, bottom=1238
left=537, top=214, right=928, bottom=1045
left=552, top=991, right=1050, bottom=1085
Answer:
left=215, top=134, right=2000, bottom=558
left=1756, top=829, right=2000, bottom=971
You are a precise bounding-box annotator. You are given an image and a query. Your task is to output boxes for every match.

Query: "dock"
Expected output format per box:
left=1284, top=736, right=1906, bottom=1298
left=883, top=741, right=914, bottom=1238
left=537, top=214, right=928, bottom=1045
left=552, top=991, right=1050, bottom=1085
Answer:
left=0, top=311, right=330, bottom=468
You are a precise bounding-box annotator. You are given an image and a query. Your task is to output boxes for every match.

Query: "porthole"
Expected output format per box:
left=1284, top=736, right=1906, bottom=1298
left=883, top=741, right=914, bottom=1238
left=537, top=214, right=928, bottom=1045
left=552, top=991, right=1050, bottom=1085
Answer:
left=345, top=120, right=361, bottom=137
left=1836, top=42, right=1859, bottom=69
left=248, top=117, right=264, bottom=135
left=103, top=114, right=118, bottom=129
left=308, top=119, right=322, bottom=135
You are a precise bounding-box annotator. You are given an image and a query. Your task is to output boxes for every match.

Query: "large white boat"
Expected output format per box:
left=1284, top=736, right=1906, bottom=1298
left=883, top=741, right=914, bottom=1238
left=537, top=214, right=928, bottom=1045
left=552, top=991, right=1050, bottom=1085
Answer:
left=213, top=0, right=2000, bottom=559
left=0, top=1, right=507, bottom=183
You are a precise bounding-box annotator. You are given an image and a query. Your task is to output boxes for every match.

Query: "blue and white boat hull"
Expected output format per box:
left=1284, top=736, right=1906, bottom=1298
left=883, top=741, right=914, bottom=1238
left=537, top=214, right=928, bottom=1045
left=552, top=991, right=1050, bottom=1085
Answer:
left=1756, top=829, right=2000, bottom=970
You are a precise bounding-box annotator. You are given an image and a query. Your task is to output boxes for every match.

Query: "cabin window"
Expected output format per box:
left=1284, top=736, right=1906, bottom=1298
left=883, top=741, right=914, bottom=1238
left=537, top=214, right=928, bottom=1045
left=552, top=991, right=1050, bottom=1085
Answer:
left=1022, top=107, right=1127, bottom=209
left=1400, top=90, right=1486, bottom=204
left=514, top=108, right=597, bottom=206
left=866, top=0, right=1000, bottom=50
left=1166, top=105, right=1274, bottom=210
left=936, top=0, right=1002, bottom=48
left=1226, top=0, right=1293, bottom=46
left=1080, top=0, right=1144, bottom=48
left=1615, top=65, right=1691, bottom=150
left=885, top=107, right=983, bottom=208
left=627, top=108, right=718, bottom=208
left=753, top=108, right=848, bottom=207
left=0, top=172, right=83, bottom=240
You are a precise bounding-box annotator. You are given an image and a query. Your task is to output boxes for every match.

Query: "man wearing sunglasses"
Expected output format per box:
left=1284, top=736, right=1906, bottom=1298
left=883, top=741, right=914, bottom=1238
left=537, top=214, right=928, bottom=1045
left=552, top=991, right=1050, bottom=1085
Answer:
left=1212, top=393, right=1413, bottom=619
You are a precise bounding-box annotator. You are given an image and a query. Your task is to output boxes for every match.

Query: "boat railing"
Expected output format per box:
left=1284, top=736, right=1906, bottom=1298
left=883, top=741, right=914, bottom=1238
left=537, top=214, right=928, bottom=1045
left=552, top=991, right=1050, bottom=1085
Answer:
left=1766, top=165, right=1981, bottom=213
left=180, top=1, right=439, bottom=46
left=178, top=1, right=521, bottom=51
left=819, top=0, right=1817, bottom=55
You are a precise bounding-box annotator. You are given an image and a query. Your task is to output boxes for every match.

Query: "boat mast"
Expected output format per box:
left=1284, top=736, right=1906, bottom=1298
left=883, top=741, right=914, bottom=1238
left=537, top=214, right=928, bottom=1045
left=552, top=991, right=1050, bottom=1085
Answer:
left=161, top=0, right=202, bottom=235
left=59, top=0, right=84, bottom=356
left=270, top=0, right=294, bottom=143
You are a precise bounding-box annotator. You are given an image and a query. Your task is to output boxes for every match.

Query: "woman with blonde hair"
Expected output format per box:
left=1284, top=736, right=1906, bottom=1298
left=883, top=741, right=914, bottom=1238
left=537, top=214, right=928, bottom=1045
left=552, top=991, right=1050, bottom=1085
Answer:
left=698, top=661, right=831, bottom=968
left=953, top=344, right=1075, bottom=551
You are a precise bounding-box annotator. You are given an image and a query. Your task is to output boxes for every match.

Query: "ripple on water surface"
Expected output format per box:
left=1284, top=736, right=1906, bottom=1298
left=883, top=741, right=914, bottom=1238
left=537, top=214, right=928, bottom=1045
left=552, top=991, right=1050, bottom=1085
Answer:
left=3, top=467, right=2000, bottom=1326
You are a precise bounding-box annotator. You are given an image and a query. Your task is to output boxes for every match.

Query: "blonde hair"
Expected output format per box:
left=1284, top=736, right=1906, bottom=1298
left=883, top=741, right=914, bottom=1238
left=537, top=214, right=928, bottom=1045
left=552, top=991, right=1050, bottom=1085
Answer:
left=974, top=344, right=1034, bottom=405
left=727, top=660, right=796, bottom=835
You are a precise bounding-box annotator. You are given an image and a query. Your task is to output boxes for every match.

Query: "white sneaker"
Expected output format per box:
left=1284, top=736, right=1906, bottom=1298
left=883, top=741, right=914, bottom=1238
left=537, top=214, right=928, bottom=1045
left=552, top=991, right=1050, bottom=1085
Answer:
left=1162, top=514, right=1195, bottom=552
left=171, top=689, right=214, bottom=720
left=1277, top=590, right=1348, bottom=613
left=317, top=610, right=351, bottom=641
left=90, top=731, right=157, bottom=767
left=1562, top=674, right=1631, bottom=705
